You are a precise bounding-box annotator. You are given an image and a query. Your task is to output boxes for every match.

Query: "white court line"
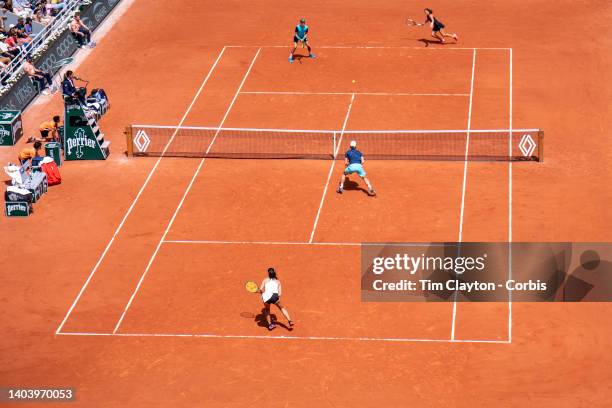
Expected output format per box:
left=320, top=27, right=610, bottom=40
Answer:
left=163, top=240, right=451, bottom=247
left=450, top=49, right=477, bottom=342
left=508, top=48, right=513, bottom=343
left=226, top=45, right=511, bottom=51
left=240, top=91, right=469, bottom=97
left=112, top=48, right=263, bottom=334
left=56, top=331, right=511, bottom=344
left=308, top=93, right=356, bottom=243
left=457, top=49, right=477, bottom=244
left=54, top=47, right=228, bottom=336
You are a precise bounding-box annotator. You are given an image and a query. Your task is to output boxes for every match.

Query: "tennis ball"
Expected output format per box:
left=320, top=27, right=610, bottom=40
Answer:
left=352, top=80, right=356, bottom=83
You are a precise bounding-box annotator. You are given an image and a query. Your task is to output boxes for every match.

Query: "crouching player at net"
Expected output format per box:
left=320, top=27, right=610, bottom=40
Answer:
left=259, top=268, right=294, bottom=331
left=337, top=140, right=376, bottom=196
left=289, top=18, right=315, bottom=63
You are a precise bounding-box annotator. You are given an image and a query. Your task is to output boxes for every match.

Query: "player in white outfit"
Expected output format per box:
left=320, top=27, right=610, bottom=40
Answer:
left=259, top=267, right=294, bottom=331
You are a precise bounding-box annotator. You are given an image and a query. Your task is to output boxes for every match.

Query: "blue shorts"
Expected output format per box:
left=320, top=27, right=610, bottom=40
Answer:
left=344, top=163, right=366, bottom=177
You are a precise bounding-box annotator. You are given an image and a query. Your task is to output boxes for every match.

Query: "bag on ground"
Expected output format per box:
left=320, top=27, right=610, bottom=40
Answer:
left=41, top=161, right=62, bottom=186
left=90, top=88, right=109, bottom=104
left=89, top=88, right=109, bottom=115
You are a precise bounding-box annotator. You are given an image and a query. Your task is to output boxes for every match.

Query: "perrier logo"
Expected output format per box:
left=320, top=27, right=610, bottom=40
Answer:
left=6, top=202, right=28, bottom=215
left=66, top=128, right=96, bottom=158
left=0, top=126, right=10, bottom=145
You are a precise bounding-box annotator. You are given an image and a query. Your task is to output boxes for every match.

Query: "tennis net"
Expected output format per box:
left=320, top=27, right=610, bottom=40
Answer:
left=126, top=125, right=543, bottom=161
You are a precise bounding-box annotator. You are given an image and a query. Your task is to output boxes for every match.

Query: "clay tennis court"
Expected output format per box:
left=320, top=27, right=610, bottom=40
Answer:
left=2, top=0, right=611, bottom=406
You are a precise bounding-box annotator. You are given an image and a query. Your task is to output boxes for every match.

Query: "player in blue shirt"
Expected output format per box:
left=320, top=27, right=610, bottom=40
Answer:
left=337, top=140, right=376, bottom=196
left=289, top=18, right=316, bottom=63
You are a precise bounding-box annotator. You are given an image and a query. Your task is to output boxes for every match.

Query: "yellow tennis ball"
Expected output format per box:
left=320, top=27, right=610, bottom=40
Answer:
left=352, top=80, right=356, bottom=83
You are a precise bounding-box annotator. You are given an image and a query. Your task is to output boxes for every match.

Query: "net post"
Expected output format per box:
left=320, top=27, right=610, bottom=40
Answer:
left=538, top=129, right=544, bottom=162
left=125, top=126, right=133, bottom=156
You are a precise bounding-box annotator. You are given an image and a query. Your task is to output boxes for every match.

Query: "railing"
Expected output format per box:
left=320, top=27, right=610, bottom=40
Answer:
left=0, top=0, right=83, bottom=90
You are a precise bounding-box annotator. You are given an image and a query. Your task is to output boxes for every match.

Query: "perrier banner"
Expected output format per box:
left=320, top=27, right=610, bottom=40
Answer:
left=63, top=103, right=109, bottom=160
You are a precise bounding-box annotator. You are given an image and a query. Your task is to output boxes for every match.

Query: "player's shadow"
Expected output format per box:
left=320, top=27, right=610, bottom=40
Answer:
left=418, top=38, right=445, bottom=47
left=248, top=309, right=293, bottom=331
left=292, top=54, right=308, bottom=64
left=343, top=179, right=370, bottom=196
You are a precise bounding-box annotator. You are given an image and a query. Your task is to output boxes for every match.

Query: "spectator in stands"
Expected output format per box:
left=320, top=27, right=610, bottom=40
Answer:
left=6, top=26, right=28, bottom=46
left=24, top=17, right=32, bottom=34
left=0, top=9, right=8, bottom=32
left=12, top=0, right=32, bottom=18
left=12, top=22, right=31, bottom=44
left=34, top=6, right=51, bottom=25
left=15, top=16, right=32, bottom=36
left=4, top=28, right=22, bottom=56
left=24, top=55, right=54, bottom=94
left=18, top=140, right=42, bottom=164
left=70, top=12, right=92, bottom=48
left=44, top=0, right=63, bottom=17
left=1, top=0, right=13, bottom=13
left=0, top=33, right=14, bottom=66
left=28, top=115, right=62, bottom=142
left=14, top=17, right=24, bottom=31
left=0, top=54, right=11, bottom=69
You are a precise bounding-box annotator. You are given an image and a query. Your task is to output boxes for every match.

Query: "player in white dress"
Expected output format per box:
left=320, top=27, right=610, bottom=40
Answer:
left=259, top=268, right=294, bottom=331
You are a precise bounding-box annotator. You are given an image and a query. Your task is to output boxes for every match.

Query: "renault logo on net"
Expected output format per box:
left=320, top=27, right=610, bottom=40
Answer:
left=134, top=129, right=150, bottom=152
left=519, top=133, right=536, bottom=157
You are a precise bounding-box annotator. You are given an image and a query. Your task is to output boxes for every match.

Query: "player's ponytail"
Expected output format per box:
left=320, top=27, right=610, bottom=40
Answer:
left=424, top=8, right=433, bottom=14
left=267, top=267, right=277, bottom=280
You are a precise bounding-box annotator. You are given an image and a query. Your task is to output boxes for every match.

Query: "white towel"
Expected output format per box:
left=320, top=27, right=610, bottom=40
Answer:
left=4, top=164, right=23, bottom=186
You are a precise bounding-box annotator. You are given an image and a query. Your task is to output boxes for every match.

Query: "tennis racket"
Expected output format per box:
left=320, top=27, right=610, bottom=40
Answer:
left=405, top=18, right=419, bottom=27
left=245, top=280, right=259, bottom=293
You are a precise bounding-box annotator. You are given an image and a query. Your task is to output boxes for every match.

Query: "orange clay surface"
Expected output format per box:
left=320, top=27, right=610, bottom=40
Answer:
left=1, top=0, right=611, bottom=406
